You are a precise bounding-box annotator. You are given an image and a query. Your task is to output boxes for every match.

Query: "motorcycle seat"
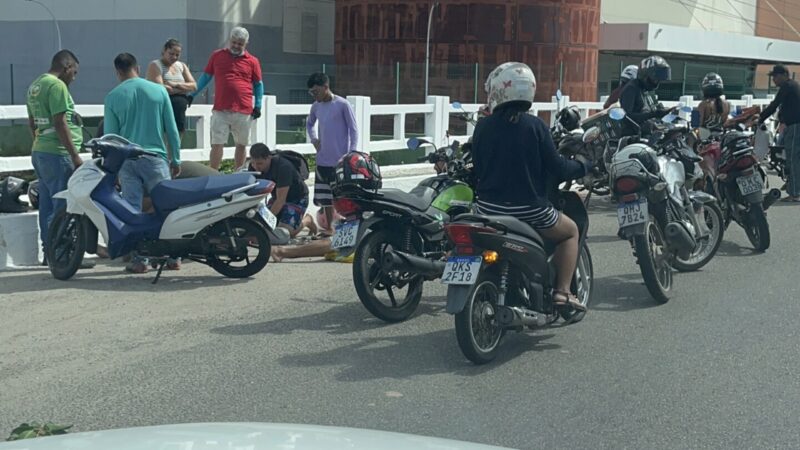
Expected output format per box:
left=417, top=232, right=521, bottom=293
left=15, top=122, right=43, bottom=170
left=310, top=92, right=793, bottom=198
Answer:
left=379, top=186, right=436, bottom=211
left=455, top=214, right=544, bottom=247
left=150, top=173, right=257, bottom=214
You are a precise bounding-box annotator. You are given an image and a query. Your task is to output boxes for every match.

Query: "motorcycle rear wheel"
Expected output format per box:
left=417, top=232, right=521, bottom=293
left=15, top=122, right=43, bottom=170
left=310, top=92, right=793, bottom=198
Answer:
left=634, top=217, right=672, bottom=304
left=47, top=209, right=87, bottom=281
left=745, top=204, right=771, bottom=252
left=207, top=218, right=270, bottom=278
left=353, top=229, right=423, bottom=323
left=560, top=242, right=593, bottom=324
left=455, top=273, right=504, bottom=365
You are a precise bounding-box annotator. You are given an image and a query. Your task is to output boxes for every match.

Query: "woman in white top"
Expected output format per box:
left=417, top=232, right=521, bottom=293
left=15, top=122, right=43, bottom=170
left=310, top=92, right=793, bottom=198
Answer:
left=146, top=38, right=197, bottom=135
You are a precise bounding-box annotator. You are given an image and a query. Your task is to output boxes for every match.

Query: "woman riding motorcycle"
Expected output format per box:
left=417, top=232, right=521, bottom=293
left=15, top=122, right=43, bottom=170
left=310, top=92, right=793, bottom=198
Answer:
left=471, top=62, right=592, bottom=311
left=697, top=73, right=730, bottom=129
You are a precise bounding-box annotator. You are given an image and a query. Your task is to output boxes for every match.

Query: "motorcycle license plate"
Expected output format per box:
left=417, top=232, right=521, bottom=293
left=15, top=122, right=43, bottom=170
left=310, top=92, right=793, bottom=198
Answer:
left=441, top=256, right=482, bottom=285
left=331, top=220, right=360, bottom=249
left=257, top=202, right=278, bottom=230
left=617, top=198, right=648, bottom=227
left=736, top=172, right=763, bottom=196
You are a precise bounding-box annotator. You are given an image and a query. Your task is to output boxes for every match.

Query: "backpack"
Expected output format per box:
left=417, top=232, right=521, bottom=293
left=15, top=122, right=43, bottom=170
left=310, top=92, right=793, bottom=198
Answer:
left=274, top=149, right=310, bottom=180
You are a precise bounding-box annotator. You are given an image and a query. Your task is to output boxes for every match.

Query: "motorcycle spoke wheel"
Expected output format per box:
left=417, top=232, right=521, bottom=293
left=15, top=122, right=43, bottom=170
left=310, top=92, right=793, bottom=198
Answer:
left=634, top=219, right=671, bottom=304
left=673, top=203, right=723, bottom=272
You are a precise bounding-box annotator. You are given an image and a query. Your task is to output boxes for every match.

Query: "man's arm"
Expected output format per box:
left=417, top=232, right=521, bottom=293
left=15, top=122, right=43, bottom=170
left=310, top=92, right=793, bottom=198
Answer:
left=342, top=100, right=359, bottom=152
left=27, top=116, right=36, bottom=139
left=307, top=104, right=319, bottom=151
left=270, top=186, right=289, bottom=215
left=53, top=112, right=82, bottom=167
left=759, top=86, right=785, bottom=123
left=162, top=89, right=181, bottom=174
left=619, top=85, right=661, bottom=124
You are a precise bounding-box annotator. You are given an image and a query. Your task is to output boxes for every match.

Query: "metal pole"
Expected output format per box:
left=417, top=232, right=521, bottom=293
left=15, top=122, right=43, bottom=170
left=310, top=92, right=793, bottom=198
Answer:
left=424, top=1, right=439, bottom=99
left=26, top=0, right=61, bottom=51
left=558, top=61, right=564, bottom=91
left=10, top=64, right=15, bottom=105
left=322, top=63, right=326, bottom=74
left=473, top=62, right=479, bottom=103
left=681, top=62, right=687, bottom=96
left=396, top=61, right=400, bottom=104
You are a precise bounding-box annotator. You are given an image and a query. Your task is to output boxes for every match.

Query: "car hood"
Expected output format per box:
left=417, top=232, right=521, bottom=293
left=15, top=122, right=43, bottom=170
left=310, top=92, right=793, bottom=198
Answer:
left=0, top=422, right=515, bottom=450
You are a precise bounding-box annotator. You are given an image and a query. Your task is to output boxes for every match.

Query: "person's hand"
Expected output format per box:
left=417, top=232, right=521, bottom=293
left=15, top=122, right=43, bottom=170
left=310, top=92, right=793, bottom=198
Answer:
left=186, top=95, right=194, bottom=108
left=171, top=164, right=181, bottom=179
left=251, top=106, right=261, bottom=119
left=70, top=154, right=83, bottom=169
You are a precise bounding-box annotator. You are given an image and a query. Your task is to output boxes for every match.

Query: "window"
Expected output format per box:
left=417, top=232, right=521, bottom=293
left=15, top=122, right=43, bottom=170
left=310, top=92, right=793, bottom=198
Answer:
left=302, top=13, right=318, bottom=53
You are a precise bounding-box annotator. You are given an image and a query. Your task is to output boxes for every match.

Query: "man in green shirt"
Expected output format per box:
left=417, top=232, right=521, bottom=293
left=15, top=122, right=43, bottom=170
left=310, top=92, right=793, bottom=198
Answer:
left=104, top=52, right=181, bottom=273
left=26, top=50, right=85, bottom=263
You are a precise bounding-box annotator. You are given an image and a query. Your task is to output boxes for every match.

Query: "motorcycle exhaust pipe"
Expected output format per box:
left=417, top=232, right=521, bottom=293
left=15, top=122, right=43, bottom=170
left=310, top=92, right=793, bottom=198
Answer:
left=497, top=306, right=548, bottom=328
left=762, top=188, right=782, bottom=211
left=381, top=250, right=446, bottom=278
left=664, top=222, right=697, bottom=260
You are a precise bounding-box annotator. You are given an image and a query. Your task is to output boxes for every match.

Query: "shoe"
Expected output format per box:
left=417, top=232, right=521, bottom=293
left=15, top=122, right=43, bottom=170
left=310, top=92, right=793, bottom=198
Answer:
left=166, top=259, right=181, bottom=270
left=125, top=261, right=149, bottom=274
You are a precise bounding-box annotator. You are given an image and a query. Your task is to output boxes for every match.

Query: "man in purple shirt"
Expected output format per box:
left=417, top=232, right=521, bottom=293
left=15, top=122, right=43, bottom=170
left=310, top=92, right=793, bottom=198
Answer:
left=306, top=72, right=358, bottom=234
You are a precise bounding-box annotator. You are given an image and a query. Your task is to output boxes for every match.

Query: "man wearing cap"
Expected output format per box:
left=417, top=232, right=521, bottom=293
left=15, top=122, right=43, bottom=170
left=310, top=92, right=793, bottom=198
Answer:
left=760, top=64, right=800, bottom=202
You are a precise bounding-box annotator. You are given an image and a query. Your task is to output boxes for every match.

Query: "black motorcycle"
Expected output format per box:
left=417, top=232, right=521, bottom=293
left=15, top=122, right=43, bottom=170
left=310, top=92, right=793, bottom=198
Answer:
left=438, top=191, right=593, bottom=364
left=332, top=138, right=475, bottom=323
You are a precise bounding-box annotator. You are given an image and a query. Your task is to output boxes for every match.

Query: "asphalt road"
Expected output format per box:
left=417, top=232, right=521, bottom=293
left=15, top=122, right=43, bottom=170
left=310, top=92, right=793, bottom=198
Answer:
left=1, top=173, right=799, bottom=449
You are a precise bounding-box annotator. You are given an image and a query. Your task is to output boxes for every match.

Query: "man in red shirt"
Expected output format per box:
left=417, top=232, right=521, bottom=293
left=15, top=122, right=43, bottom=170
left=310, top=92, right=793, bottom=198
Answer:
left=189, top=27, right=264, bottom=170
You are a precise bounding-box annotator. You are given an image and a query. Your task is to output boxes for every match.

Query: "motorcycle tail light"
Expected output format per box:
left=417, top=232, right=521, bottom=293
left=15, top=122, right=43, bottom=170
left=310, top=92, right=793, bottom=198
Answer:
left=445, top=224, right=495, bottom=245
left=735, top=156, right=756, bottom=170
left=614, top=176, right=642, bottom=194
left=332, top=198, right=361, bottom=217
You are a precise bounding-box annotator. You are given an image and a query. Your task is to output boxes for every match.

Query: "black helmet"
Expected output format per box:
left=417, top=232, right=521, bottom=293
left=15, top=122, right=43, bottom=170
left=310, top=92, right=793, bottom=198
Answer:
left=638, top=56, right=671, bottom=90
left=27, top=180, right=40, bottom=210
left=0, top=176, right=29, bottom=213
left=701, top=72, right=724, bottom=98
left=556, top=106, right=582, bottom=131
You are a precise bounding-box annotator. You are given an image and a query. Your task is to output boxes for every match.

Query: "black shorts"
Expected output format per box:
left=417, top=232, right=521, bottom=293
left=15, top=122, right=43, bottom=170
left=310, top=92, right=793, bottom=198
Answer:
left=314, top=166, right=337, bottom=207
left=169, top=94, right=189, bottom=133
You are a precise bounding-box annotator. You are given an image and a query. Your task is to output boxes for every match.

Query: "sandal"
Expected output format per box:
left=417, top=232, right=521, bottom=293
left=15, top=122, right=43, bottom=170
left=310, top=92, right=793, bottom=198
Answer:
left=552, top=289, right=587, bottom=312
left=125, top=261, right=149, bottom=274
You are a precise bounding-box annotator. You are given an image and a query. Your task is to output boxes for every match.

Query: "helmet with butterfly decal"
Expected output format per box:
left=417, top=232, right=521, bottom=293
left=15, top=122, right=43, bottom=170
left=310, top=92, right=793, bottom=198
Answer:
left=484, top=62, right=537, bottom=113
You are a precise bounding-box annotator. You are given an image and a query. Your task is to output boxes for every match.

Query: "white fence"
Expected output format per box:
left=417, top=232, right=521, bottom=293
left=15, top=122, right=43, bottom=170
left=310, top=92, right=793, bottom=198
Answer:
left=0, top=94, right=776, bottom=173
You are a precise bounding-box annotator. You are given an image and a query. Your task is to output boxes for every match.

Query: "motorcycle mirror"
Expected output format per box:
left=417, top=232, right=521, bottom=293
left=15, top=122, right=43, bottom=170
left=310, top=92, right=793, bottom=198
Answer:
left=608, top=107, right=626, bottom=121
left=407, top=137, right=421, bottom=150
left=582, top=126, right=601, bottom=144
left=446, top=147, right=454, bottom=158
left=698, top=127, right=711, bottom=141
left=451, top=101, right=463, bottom=110
left=556, top=89, right=563, bottom=101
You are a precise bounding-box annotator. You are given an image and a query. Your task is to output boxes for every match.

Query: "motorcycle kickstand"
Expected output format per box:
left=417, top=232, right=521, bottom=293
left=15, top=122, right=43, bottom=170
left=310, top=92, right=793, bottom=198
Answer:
left=152, top=260, right=167, bottom=285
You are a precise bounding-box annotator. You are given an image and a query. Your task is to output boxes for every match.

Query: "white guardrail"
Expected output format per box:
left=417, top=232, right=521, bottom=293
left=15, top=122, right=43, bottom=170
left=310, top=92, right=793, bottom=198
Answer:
left=0, top=94, right=775, bottom=173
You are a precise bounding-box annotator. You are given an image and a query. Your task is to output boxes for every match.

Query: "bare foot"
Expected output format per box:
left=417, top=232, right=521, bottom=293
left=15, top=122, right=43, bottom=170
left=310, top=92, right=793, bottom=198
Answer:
left=271, top=246, right=285, bottom=263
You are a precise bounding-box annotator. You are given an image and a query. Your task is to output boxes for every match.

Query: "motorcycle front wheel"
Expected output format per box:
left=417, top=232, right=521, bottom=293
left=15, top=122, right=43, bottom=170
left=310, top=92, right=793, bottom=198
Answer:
left=744, top=203, right=771, bottom=252
left=206, top=218, right=270, bottom=278
left=47, top=209, right=87, bottom=281
left=353, top=229, right=423, bottom=323
left=633, top=217, right=672, bottom=304
left=455, top=273, right=504, bottom=365
left=673, top=202, right=724, bottom=272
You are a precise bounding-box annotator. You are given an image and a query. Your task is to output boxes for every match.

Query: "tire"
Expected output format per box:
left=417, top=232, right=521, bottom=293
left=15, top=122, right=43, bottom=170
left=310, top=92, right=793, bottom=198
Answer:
left=455, top=274, right=504, bottom=364
left=353, top=229, right=423, bottom=323
left=673, top=202, right=724, bottom=272
left=207, top=218, right=270, bottom=278
left=560, top=242, right=593, bottom=324
left=47, top=209, right=86, bottom=281
left=633, top=218, right=672, bottom=304
left=744, top=203, right=771, bottom=252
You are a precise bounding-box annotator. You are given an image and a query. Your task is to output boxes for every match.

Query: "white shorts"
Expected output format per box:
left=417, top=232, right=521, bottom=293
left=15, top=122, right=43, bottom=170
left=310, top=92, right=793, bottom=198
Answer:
left=210, top=110, right=252, bottom=146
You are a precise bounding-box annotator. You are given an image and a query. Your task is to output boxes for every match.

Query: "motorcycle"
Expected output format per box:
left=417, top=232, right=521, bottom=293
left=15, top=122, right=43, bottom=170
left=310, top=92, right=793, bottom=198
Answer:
left=332, top=137, right=476, bottom=322
left=439, top=190, right=593, bottom=364
left=701, top=126, right=781, bottom=251
left=607, top=108, right=724, bottom=303
left=48, top=135, right=275, bottom=282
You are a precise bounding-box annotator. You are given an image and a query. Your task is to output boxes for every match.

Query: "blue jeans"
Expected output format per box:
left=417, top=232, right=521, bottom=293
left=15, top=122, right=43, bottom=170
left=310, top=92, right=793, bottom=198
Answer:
left=31, top=151, right=74, bottom=251
left=783, top=124, right=800, bottom=197
left=118, top=155, right=171, bottom=211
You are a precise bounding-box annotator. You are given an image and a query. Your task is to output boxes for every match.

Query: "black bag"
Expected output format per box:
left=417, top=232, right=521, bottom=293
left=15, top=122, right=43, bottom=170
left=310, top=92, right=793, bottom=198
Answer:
left=274, top=150, right=310, bottom=180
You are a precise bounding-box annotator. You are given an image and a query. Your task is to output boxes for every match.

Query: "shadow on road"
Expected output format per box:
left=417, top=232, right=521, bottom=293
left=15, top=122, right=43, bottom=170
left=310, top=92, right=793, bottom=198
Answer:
left=587, top=234, right=624, bottom=244
left=589, top=273, right=662, bottom=312
left=715, top=240, right=760, bottom=257
left=0, top=261, right=250, bottom=294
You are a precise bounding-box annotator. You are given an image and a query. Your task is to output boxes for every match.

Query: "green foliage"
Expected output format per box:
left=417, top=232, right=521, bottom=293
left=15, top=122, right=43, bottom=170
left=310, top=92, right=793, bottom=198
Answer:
left=7, top=422, right=72, bottom=441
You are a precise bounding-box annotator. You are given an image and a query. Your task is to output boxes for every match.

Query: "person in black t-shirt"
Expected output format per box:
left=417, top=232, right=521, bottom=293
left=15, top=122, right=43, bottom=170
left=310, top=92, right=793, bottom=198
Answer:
left=760, top=64, right=800, bottom=202
left=248, top=143, right=310, bottom=236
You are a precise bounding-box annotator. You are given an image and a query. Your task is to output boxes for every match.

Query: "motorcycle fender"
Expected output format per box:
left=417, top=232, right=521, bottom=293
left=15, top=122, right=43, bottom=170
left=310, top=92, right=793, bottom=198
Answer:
left=52, top=190, right=82, bottom=214
left=619, top=223, right=647, bottom=240
left=744, top=191, right=764, bottom=204
left=446, top=285, right=472, bottom=314
left=688, top=190, right=716, bottom=205
left=83, top=217, right=99, bottom=254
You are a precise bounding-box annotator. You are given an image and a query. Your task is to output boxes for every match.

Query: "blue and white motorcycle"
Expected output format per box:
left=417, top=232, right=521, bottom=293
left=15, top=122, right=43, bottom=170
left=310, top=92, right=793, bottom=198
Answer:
left=48, top=135, right=277, bottom=282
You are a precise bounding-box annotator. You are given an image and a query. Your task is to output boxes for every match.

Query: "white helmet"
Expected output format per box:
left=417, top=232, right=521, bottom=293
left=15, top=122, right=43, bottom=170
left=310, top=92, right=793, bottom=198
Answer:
left=620, top=65, right=638, bottom=82
left=484, top=62, right=536, bottom=112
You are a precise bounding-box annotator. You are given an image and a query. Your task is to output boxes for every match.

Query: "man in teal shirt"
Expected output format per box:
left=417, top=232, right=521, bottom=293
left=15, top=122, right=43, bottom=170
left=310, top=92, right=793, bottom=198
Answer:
left=104, top=52, right=181, bottom=273
left=26, top=49, right=88, bottom=265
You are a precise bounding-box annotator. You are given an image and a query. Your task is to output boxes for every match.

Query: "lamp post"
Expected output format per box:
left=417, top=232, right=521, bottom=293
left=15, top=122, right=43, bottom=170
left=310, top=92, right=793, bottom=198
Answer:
left=424, top=1, right=439, bottom=99
left=25, top=0, right=62, bottom=51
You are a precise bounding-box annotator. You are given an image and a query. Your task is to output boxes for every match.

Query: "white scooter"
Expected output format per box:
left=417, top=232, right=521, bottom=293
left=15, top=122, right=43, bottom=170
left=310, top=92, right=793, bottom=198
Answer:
left=48, top=135, right=278, bottom=282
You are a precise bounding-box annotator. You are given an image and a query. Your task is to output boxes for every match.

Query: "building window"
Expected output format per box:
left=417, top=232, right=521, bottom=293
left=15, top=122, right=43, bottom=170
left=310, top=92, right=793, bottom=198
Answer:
left=302, top=13, right=318, bottom=53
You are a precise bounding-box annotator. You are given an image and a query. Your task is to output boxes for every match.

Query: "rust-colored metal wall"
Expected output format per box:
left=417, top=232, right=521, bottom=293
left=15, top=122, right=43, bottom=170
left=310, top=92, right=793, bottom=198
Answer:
left=755, top=0, right=800, bottom=88
left=335, top=0, right=601, bottom=103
